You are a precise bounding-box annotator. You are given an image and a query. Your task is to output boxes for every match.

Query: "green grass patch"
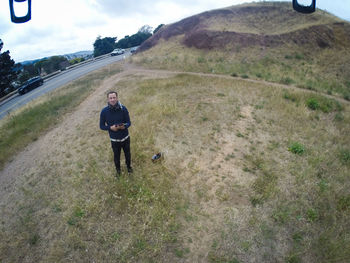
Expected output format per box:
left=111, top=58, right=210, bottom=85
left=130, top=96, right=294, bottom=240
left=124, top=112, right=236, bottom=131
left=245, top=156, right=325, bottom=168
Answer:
left=337, top=195, right=350, bottom=211
left=283, top=91, right=300, bottom=102
left=305, top=96, right=343, bottom=113
left=288, top=142, right=305, bottom=155
left=280, top=77, right=294, bottom=85
left=339, top=148, right=350, bottom=165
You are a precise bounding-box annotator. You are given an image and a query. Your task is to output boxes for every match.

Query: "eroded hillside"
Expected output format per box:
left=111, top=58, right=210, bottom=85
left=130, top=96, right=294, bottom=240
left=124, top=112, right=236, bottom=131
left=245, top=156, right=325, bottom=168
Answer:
left=136, top=2, right=350, bottom=100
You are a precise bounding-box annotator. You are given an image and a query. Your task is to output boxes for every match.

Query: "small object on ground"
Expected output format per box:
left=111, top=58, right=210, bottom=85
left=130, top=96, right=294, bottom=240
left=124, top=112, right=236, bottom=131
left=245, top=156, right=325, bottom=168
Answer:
left=127, top=167, right=133, bottom=174
left=152, top=152, right=162, bottom=162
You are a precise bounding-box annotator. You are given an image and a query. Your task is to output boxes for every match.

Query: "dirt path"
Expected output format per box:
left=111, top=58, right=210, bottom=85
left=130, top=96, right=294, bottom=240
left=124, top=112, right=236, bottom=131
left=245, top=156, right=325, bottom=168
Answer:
left=0, top=65, right=174, bottom=201
left=124, top=63, right=350, bottom=105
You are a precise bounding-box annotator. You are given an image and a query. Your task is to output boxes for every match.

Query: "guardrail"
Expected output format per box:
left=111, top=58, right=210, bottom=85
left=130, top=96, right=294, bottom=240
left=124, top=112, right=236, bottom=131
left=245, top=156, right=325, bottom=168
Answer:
left=0, top=69, right=63, bottom=104
left=0, top=90, right=17, bottom=103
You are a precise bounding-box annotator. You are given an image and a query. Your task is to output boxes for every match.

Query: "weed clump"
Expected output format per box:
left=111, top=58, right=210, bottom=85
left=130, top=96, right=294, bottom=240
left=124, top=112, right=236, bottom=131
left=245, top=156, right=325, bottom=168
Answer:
left=339, top=149, right=350, bottom=165
left=305, top=96, right=343, bottom=113
left=197, top=56, right=206, bottom=63
left=288, top=142, right=305, bottom=155
left=337, top=195, right=350, bottom=211
left=283, top=91, right=299, bottom=102
left=280, top=77, right=294, bottom=85
left=344, top=92, right=350, bottom=101
left=306, top=97, right=320, bottom=110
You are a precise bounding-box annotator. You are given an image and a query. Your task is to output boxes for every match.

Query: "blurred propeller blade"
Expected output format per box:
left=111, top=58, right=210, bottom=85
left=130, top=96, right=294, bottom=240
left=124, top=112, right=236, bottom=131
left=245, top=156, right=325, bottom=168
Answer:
left=293, top=0, right=316, bottom=14
left=9, top=0, right=32, bottom=23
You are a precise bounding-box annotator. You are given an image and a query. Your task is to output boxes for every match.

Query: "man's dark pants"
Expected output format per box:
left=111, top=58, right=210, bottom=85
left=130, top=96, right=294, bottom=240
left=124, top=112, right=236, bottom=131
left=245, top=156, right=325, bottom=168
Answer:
left=111, top=137, right=131, bottom=171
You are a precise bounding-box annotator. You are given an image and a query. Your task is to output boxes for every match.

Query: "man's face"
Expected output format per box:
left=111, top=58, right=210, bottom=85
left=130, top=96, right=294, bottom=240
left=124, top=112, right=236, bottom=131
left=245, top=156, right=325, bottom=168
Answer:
left=108, top=93, right=118, bottom=106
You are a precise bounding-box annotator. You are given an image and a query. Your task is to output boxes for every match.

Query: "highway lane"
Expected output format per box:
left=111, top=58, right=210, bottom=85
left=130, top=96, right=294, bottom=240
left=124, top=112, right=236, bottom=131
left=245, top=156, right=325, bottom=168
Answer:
left=0, top=52, right=130, bottom=120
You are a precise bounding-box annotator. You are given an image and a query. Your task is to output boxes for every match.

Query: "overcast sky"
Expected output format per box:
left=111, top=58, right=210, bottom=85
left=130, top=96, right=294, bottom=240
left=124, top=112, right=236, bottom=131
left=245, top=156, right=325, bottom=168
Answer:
left=1, top=0, right=349, bottom=62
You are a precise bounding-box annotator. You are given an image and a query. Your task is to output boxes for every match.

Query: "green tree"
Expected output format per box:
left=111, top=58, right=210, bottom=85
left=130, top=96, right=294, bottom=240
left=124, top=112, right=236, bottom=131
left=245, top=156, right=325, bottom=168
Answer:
left=0, top=39, right=17, bottom=97
left=34, top=59, right=47, bottom=75
left=34, top=56, right=68, bottom=75
left=49, top=56, right=69, bottom=72
left=18, top=63, right=40, bottom=83
left=153, top=24, right=164, bottom=34
left=138, top=25, right=153, bottom=34
left=23, top=63, right=37, bottom=76
left=69, top=57, right=85, bottom=65
left=115, top=25, right=152, bottom=49
left=93, top=36, right=117, bottom=57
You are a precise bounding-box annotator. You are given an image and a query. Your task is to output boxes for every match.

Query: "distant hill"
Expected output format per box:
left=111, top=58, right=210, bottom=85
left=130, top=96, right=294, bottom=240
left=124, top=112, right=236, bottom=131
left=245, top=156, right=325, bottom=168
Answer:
left=20, top=58, right=46, bottom=66
left=63, top=51, right=93, bottom=60
left=137, top=1, right=350, bottom=99
left=20, top=50, right=93, bottom=65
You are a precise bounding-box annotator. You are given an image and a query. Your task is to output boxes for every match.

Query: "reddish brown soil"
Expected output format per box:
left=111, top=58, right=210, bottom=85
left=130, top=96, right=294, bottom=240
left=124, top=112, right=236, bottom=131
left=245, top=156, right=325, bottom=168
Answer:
left=138, top=4, right=350, bottom=52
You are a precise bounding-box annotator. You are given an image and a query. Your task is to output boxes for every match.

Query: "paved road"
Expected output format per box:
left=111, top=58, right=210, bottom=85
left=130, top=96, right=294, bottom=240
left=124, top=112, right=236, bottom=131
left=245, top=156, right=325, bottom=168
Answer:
left=0, top=52, right=130, bottom=120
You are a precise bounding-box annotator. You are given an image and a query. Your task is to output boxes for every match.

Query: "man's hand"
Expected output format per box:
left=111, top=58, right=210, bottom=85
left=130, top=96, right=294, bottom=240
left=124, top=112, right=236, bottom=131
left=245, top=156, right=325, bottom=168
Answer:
left=110, top=125, right=118, bottom=131
left=110, top=124, right=125, bottom=131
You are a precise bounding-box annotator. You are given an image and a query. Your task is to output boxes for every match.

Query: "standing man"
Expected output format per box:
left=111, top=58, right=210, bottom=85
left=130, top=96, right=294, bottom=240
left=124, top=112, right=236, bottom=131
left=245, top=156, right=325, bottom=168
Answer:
left=100, top=91, right=133, bottom=177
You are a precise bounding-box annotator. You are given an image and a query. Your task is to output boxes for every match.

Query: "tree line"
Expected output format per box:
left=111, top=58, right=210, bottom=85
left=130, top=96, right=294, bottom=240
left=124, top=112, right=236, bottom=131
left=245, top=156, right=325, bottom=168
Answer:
left=93, top=24, right=162, bottom=57
left=0, top=44, right=88, bottom=97
left=0, top=24, right=163, bottom=98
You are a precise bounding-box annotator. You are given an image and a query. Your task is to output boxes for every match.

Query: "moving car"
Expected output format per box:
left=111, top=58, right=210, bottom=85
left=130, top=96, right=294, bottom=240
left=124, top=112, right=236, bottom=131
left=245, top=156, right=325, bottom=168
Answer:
left=130, top=46, right=138, bottom=53
left=18, top=76, right=44, bottom=95
left=110, top=48, right=125, bottom=56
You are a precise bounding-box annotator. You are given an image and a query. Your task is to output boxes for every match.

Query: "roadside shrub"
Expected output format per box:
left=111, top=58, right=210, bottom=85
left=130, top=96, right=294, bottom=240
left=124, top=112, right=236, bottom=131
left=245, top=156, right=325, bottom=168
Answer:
left=288, top=142, right=305, bottom=155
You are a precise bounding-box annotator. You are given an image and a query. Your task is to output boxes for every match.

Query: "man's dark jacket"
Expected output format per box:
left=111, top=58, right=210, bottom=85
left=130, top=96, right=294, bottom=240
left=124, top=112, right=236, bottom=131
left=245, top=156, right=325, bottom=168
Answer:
left=99, top=101, right=131, bottom=140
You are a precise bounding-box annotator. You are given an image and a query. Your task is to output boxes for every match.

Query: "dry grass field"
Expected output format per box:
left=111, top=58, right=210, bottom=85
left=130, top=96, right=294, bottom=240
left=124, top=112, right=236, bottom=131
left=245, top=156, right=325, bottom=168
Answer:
left=0, top=61, right=349, bottom=262
left=1, top=2, right=349, bottom=263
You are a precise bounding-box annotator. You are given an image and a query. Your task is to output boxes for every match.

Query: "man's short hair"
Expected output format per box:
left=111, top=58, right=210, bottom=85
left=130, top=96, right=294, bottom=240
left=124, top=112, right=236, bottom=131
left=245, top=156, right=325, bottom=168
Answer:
left=107, top=91, right=118, bottom=98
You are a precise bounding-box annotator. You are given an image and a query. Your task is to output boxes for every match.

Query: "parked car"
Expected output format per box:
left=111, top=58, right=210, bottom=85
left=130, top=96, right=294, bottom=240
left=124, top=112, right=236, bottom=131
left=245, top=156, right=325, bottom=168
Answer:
left=110, top=48, right=125, bottom=56
left=130, top=46, right=138, bottom=53
left=18, top=76, right=44, bottom=95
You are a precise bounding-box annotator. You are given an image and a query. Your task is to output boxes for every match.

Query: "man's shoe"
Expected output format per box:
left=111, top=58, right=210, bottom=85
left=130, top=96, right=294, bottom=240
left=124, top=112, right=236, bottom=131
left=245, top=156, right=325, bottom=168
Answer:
left=116, top=169, right=121, bottom=178
left=127, top=167, right=133, bottom=174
